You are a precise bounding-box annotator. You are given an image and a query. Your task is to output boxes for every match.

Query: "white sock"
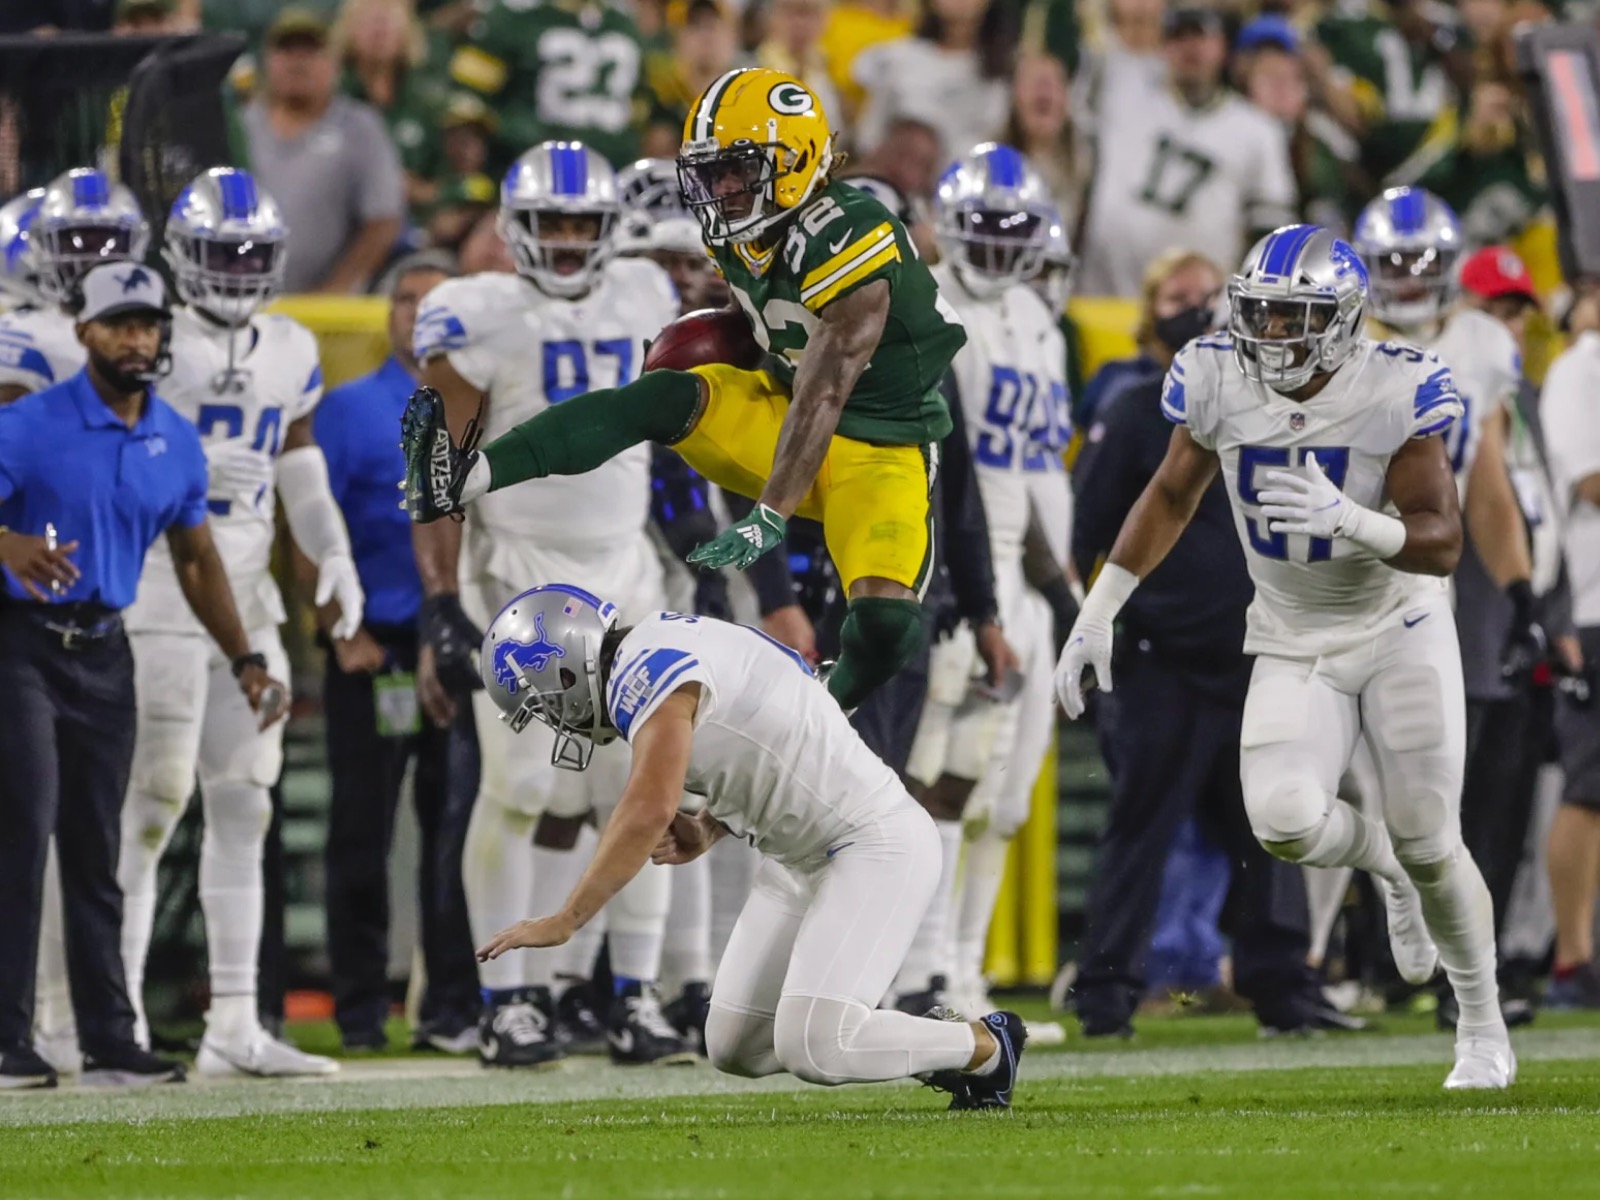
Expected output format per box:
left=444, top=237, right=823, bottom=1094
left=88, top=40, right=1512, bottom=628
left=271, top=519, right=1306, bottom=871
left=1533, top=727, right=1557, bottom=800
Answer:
left=1277, top=797, right=1408, bottom=885
left=36, top=840, right=79, bottom=1048
left=952, top=830, right=1010, bottom=989
left=207, top=993, right=257, bottom=1040
left=607, top=861, right=670, bottom=983
left=1409, top=847, right=1504, bottom=1034
left=118, top=787, right=191, bottom=1047
left=894, top=819, right=961, bottom=996
left=463, top=800, right=539, bottom=991
left=198, top=782, right=272, bottom=1002
left=1305, top=865, right=1353, bottom=966
left=524, top=839, right=592, bottom=989
left=967, top=1024, right=1001, bottom=1075
left=662, top=854, right=713, bottom=994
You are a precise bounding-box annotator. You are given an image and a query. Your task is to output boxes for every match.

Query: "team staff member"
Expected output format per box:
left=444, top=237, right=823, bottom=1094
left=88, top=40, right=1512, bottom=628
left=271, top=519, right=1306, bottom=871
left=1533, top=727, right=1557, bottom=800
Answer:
left=1068, top=250, right=1337, bottom=1038
left=0, top=265, right=282, bottom=1089
left=315, top=255, right=480, bottom=1054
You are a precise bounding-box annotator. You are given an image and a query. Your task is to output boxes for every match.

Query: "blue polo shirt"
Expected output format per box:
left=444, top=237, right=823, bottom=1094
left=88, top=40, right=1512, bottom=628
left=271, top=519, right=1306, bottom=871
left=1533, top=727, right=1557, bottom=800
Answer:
left=316, top=356, right=423, bottom=628
left=0, top=369, right=209, bottom=610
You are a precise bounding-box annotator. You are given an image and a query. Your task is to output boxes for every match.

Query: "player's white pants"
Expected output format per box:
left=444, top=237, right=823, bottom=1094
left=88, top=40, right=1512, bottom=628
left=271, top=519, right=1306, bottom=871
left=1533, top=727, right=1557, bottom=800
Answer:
left=703, top=801, right=977, bottom=1085
left=459, top=533, right=673, bottom=992
left=119, top=627, right=288, bottom=1043
left=1240, top=590, right=1500, bottom=1030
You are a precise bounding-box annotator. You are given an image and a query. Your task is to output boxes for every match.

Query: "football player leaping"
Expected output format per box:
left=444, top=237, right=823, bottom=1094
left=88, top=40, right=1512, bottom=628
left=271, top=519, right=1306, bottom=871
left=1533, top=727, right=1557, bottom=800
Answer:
left=411, top=141, right=693, bottom=1069
left=475, top=585, right=1027, bottom=1109
left=117, top=168, right=359, bottom=1077
left=403, top=68, right=968, bottom=714
left=1055, top=225, right=1514, bottom=1090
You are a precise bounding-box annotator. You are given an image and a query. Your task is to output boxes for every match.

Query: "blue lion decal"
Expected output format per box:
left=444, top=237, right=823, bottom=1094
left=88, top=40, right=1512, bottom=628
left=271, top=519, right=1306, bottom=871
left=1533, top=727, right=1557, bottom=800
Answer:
left=492, top=612, right=566, bottom=696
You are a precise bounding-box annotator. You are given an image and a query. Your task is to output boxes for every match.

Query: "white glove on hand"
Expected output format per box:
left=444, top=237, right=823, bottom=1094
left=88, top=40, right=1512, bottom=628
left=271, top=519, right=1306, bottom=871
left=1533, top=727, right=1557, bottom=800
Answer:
left=316, top=554, right=365, bottom=641
left=205, top=439, right=274, bottom=508
left=1259, top=452, right=1348, bottom=539
left=1053, top=611, right=1115, bottom=720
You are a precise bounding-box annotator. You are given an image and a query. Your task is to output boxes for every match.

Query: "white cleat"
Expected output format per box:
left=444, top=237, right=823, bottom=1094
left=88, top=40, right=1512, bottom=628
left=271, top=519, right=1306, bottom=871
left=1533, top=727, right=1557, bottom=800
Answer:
left=197, top=1027, right=341, bottom=1078
left=1378, top=875, right=1441, bottom=985
left=1443, top=1033, right=1517, bottom=1090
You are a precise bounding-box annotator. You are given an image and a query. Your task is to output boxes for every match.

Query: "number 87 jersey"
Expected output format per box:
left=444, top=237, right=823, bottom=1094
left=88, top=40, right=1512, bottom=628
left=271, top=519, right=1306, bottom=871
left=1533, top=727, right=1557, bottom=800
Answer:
left=1163, top=332, right=1462, bottom=659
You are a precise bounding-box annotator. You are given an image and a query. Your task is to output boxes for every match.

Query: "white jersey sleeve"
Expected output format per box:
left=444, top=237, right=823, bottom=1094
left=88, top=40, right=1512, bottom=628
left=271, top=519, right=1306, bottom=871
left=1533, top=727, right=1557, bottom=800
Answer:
left=266, top=314, right=326, bottom=422
left=1428, top=308, right=1517, bottom=481
left=1395, top=344, right=1464, bottom=440
left=606, top=624, right=718, bottom=742
left=0, top=307, right=85, bottom=394
left=1159, top=333, right=1230, bottom=450
left=414, top=276, right=500, bottom=391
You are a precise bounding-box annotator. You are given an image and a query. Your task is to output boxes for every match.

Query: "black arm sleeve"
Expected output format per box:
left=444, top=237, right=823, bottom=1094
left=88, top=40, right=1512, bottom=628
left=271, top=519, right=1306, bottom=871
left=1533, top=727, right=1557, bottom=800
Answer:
left=938, top=374, right=999, bottom=627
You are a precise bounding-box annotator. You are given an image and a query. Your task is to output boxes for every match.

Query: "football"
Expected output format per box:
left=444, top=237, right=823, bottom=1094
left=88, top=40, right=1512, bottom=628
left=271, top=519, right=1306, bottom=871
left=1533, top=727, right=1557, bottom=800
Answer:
left=644, top=306, right=764, bottom=373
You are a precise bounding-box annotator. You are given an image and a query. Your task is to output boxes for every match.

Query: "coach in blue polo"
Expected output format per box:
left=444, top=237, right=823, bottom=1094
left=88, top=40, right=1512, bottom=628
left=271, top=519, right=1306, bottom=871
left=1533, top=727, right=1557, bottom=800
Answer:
left=0, top=263, right=286, bottom=1089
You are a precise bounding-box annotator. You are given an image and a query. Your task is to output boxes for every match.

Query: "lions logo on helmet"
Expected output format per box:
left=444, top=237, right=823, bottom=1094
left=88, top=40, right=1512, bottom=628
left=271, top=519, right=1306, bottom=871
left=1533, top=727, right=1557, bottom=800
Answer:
left=0, top=188, right=46, bottom=307
left=676, top=68, right=835, bottom=246
left=492, top=612, right=567, bottom=696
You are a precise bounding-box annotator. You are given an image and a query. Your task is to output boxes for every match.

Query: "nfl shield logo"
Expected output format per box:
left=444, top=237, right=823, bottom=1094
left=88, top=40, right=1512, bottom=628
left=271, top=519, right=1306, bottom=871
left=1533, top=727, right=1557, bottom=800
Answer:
left=1289, top=412, right=1306, bottom=432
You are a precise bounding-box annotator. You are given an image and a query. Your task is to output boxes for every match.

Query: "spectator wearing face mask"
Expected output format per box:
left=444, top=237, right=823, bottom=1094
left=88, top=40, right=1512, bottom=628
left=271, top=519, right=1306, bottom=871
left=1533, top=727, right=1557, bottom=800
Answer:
left=1068, top=249, right=1341, bottom=1040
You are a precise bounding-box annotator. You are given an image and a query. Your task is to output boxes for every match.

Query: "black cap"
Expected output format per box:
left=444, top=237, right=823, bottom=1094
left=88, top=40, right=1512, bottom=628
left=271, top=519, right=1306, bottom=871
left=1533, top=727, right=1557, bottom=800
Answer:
left=1164, top=6, right=1225, bottom=39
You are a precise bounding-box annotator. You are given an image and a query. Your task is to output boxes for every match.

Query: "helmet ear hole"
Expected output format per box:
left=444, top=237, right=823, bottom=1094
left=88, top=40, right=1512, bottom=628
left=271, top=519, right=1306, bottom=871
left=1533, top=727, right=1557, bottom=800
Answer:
left=560, top=667, right=577, bottom=690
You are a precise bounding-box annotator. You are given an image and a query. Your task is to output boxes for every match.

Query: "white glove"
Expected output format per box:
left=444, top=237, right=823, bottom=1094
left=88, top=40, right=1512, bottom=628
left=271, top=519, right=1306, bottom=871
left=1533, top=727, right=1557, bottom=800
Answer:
left=205, top=439, right=274, bottom=508
left=1053, top=562, right=1139, bottom=720
left=1259, top=453, right=1407, bottom=559
left=1053, top=611, right=1115, bottom=720
left=316, top=554, right=365, bottom=641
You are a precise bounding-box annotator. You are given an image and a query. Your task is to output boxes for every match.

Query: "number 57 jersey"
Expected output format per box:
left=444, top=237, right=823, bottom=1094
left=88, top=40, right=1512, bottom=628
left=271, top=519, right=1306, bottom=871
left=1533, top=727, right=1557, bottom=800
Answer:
left=414, top=259, right=679, bottom=554
left=1162, top=333, right=1463, bottom=659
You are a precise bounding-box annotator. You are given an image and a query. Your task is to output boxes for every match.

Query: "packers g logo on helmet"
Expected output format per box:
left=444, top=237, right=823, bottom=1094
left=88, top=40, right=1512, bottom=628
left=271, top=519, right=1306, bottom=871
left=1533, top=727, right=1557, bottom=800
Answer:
left=676, top=68, right=835, bottom=246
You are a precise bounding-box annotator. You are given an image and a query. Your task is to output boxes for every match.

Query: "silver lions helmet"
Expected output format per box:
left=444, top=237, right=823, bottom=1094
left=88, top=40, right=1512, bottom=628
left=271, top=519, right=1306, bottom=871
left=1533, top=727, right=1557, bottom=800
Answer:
left=1228, top=224, right=1369, bottom=394
left=1033, top=205, right=1074, bottom=315
left=482, top=583, right=621, bottom=771
left=164, top=167, right=289, bottom=327
left=1351, top=186, right=1462, bottom=330
left=31, top=168, right=150, bottom=307
left=500, top=141, right=620, bottom=299
left=615, top=157, right=702, bottom=256
left=934, top=142, right=1056, bottom=299
left=0, top=188, right=46, bottom=306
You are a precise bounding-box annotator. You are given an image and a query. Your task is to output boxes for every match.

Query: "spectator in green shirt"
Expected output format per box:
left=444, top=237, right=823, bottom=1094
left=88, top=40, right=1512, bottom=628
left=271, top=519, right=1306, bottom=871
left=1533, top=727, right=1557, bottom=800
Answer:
left=332, top=0, right=451, bottom=219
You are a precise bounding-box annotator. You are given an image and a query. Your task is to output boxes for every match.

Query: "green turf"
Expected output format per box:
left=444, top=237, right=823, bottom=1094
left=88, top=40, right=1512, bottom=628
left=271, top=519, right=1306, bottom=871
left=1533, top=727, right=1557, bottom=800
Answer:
left=4, top=1013, right=1600, bottom=1199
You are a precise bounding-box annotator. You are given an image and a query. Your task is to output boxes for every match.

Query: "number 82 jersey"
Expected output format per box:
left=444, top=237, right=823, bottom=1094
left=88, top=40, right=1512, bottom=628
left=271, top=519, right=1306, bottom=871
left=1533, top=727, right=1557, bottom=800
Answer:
left=1163, top=333, right=1462, bottom=658
left=712, top=180, right=965, bottom=446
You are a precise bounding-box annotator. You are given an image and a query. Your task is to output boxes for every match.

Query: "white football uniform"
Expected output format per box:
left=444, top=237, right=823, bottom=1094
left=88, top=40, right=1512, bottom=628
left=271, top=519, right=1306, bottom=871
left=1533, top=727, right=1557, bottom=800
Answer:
left=606, top=611, right=970, bottom=1086
left=0, top=305, right=84, bottom=394
left=907, top=268, right=1069, bottom=837
left=1163, top=333, right=1471, bottom=863
left=1416, top=307, right=1521, bottom=492
left=416, top=258, right=680, bottom=822
left=1077, top=84, right=1298, bottom=298
left=118, top=306, right=324, bottom=1043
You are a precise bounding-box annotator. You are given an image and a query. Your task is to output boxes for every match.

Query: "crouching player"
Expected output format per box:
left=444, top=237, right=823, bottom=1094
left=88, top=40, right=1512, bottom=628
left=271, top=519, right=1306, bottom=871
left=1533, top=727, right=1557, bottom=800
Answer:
left=474, top=584, right=1026, bottom=1108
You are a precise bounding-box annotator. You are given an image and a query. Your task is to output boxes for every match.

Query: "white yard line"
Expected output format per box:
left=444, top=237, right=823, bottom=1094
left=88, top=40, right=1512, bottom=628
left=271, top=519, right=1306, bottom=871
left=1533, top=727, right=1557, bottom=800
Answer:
left=2, top=1028, right=1598, bottom=1128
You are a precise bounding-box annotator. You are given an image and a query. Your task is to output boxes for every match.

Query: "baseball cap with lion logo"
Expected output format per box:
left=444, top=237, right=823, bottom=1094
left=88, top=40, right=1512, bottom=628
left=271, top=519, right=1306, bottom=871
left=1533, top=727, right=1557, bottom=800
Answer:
left=77, top=262, right=170, bottom=323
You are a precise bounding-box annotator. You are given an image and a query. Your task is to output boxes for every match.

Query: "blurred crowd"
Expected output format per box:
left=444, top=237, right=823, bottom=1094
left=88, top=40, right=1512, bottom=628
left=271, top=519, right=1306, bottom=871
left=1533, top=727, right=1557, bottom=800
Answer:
left=1, top=0, right=1576, bottom=300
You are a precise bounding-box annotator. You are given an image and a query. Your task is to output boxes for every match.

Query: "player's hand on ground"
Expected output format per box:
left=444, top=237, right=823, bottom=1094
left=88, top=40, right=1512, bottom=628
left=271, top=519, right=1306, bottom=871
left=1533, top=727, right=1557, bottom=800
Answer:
left=333, top=627, right=388, bottom=675
left=1259, top=453, right=1349, bottom=540
left=1054, top=612, right=1114, bottom=720
left=417, top=643, right=457, bottom=728
left=762, top=604, right=818, bottom=665
left=477, top=913, right=576, bottom=960
left=238, top=664, right=290, bottom=730
left=315, top=554, right=366, bottom=641
left=688, top=504, right=786, bottom=572
left=651, top=810, right=719, bottom=866
left=0, top=532, right=80, bottom=600
left=973, top=619, right=1021, bottom=692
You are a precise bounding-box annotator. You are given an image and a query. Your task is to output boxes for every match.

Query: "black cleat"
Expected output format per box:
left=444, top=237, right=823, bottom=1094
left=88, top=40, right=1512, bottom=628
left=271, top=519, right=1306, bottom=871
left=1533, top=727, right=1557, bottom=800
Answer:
left=477, top=987, right=565, bottom=1069
left=0, top=1045, right=58, bottom=1090
left=553, top=980, right=609, bottom=1056
left=1258, top=992, right=1370, bottom=1037
left=81, top=1043, right=186, bottom=1088
left=609, top=982, right=697, bottom=1066
left=924, top=1010, right=1027, bottom=1111
left=663, top=981, right=711, bottom=1055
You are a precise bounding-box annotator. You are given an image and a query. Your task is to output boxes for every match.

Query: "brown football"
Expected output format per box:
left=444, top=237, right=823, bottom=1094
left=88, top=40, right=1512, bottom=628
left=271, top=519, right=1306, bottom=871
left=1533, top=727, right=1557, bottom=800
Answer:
left=644, top=307, right=764, bottom=373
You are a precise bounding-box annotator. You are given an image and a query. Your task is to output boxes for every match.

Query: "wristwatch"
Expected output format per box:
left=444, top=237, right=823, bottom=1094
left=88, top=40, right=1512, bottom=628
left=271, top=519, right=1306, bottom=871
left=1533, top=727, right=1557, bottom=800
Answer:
left=231, top=651, right=269, bottom=678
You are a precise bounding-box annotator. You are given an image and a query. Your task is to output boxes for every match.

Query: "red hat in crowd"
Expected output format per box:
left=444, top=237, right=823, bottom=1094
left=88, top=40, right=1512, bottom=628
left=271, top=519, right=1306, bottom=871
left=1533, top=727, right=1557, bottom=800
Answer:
left=1459, top=246, right=1540, bottom=307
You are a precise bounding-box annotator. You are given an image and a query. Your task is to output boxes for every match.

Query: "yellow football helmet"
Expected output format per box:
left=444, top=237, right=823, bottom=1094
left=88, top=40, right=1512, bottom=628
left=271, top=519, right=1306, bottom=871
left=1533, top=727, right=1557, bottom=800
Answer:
left=677, top=67, right=835, bottom=246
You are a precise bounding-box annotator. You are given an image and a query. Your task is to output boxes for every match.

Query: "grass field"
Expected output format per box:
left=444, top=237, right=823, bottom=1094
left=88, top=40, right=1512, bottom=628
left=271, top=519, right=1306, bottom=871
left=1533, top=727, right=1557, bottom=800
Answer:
left=5, top=1006, right=1600, bottom=1200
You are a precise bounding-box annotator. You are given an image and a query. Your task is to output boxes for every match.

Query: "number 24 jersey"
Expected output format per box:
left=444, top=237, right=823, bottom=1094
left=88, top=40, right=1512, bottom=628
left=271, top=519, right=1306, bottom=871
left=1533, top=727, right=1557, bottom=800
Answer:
left=1162, top=334, right=1462, bottom=658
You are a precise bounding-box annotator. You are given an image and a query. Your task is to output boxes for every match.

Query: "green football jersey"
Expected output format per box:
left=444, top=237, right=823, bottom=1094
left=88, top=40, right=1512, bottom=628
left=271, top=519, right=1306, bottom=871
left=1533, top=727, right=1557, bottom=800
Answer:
left=450, top=0, right=646, bottom=168
left=712, top=180, right=964, bottom=446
